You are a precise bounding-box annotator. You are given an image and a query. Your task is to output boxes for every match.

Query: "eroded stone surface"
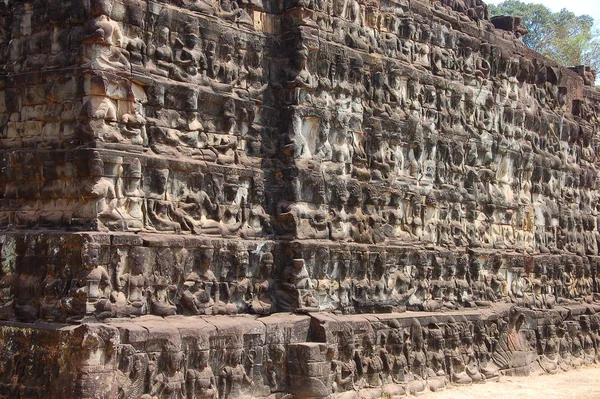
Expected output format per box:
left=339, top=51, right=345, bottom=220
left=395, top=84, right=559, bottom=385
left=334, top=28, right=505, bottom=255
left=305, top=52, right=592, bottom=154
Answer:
left=1, top=0, right=600, bottom=397
left=4, top=305, right=600, bottom=398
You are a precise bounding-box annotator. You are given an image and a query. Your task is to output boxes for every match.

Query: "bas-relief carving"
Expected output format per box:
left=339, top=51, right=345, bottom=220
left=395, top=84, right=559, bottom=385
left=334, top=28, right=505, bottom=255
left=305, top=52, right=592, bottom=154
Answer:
left=41, top=237, right=600, bottom=326
left=3, top=0, right=600, bottom=397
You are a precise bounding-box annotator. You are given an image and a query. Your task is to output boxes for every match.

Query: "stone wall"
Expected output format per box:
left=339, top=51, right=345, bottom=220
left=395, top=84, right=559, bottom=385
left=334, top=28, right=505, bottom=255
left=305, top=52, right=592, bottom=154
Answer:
left=1, top=0, right=600, bottom=397
left=3, top=305, right=600, bottom=398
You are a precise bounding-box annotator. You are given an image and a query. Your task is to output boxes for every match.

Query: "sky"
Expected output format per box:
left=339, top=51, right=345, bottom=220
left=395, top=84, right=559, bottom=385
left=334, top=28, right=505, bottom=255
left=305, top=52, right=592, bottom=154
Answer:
left=486, top=0, right=600, bottom=25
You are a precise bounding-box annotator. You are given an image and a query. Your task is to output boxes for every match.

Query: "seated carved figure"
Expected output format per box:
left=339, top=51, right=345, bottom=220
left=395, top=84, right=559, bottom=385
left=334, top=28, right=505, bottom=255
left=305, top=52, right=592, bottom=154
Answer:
left=82, top=0, right=130, bottom=70
left=146, top=169, right=181, bottom=232
left=445, top=319, right=473, bottom=384
left=405, top=320, right=428, bottom=394
left=84, top=12, right=122, bottom=45
left=216, top=0, right=253, bottom=26
left=149, top=274, right=177, bottom=316
left=224, top=247, right=252, bottom=313
left=240, top=183, right=273, bottom=238
left=461, top=328, right=485, bottom=383
left=387, top=264, right=415, bottom=307
left=173, top=28, right=207, bottom=83
left=249, top=252, right=275, bottom=315
left=113, top=246, right=148, bottom=317
left=359, top=339, right=384, bottom=388
left=121, top=159, right=144, bottom=230
left=286, top=45, right=318, bottom=105
left=147, top=26, right=174, bottom=77
left=120, top=102, right=148, bottom=146
left=274, top=258, right=318, bottom=312
left=473, top=324, right=500, bottom=379
left=180, top=246, right=218, bottom=315
left=176, top=174, right=222, bottom=235
left=580, top=317, right=597, bottom=365
left=126, top=36, right=146, bottom=71
left=407, top=264, right=442, bottom=312
left=538, top=325, right=560, bottom=374
left=39, top=264, right=67, bottom=322
left=384, top=326, right=408, bottom=385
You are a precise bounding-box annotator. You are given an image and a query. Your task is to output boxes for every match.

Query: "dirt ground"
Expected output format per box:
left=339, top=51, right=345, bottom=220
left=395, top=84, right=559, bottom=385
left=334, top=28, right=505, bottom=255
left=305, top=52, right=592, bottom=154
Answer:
left=414, top=365, right=600, bottom=399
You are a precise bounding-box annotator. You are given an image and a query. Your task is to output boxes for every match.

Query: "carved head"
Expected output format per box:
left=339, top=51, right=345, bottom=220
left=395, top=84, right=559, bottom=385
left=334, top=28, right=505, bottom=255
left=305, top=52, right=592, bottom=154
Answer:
left=346, top=180, right=362, bottom=206
left=331, top=180, right=349, bottom=204
left=429, top=327, right=444, bottom=350
left=235, top=248, right=250, bottom=274
left=131, top=354, right=145, bottom=375
left=226, top=348, right=243, bottom=366
left=337, top=56, right=349, bottom=79
left=291, top=258, right=304, bottom=271
left=129, top=247, right=147, bottom=274
left=83, top=243, right=102, bottom=267
left=125, top=159, right=142, bottom=194
left=199, top=245, right=214, bottom=270
left=473, top=322, right=487, bottom=343
left=339, top=329, right=355, bottom=358
left=153, top=169, right=169, bottom=195
left=198, top=350, right=210, bottom=368
left=252, top=179, right=264, bottom=201
left=88, top=151, right=105, bottom=177
left=260, top=251, right=274, bottom=277
left=90, top=0, right=113, bottom=16
left=165, top=349, right=184, bottom=374
left=184, top=33, right=199, bottom=49
left=157, top=26, right=170, bottom=44
left=223, top=98, right=236, bottom=115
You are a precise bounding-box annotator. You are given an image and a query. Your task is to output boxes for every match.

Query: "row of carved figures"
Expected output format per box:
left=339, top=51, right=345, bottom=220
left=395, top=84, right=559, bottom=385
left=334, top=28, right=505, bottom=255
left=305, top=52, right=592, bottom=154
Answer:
left=109, top=309, right=600, bottom=398
left=9, top=240, right=600, bottom=322
left=115, top=344, right=250, bottom=399
left=80, top=0, right=266, bottom=88
left=76, top=0, right=581, bottom=115
left=76, top=152, right=271, bottom=237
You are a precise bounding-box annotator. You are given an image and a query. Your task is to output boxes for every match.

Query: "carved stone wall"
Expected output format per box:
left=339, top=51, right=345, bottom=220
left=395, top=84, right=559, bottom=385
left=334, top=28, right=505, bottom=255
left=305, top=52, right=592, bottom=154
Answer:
left=3, top=305, right=600, bottom=398
left=1, top=0, right=600, bottom=397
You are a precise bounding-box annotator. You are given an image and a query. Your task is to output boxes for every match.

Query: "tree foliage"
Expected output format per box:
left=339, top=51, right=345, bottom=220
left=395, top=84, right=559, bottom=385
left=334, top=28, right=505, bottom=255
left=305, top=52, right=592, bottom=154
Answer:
left=489, top=1, right=600, bottom=72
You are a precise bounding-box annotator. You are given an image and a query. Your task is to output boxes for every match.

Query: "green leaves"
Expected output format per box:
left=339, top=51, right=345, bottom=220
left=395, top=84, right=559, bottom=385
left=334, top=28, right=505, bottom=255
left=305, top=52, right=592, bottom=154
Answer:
left=489, top=1, right=600, bottom=72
